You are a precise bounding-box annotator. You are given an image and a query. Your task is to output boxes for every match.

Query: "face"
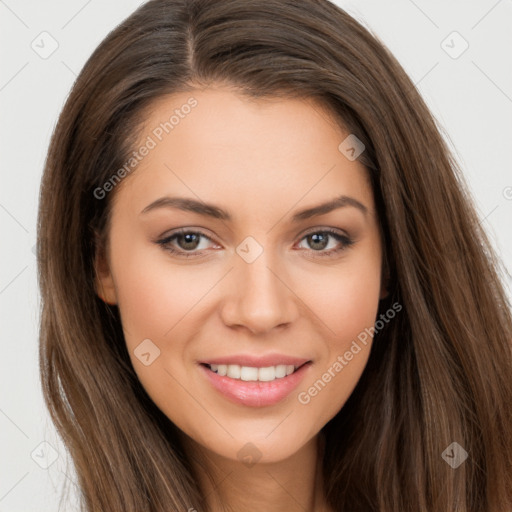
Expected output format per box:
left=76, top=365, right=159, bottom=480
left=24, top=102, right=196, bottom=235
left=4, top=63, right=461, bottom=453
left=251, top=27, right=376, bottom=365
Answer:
left=95, top=87, right=386, bottom=464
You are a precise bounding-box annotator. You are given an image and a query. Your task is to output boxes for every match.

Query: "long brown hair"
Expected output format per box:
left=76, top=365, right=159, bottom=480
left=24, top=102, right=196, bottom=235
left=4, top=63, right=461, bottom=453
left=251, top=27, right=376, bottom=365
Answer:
left=37, top=0, right=512, bottom=510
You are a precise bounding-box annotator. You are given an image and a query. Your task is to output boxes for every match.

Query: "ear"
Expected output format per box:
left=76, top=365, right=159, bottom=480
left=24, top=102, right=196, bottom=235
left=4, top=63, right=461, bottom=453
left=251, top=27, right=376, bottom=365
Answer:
left=94, top=233, right=117, bottom=305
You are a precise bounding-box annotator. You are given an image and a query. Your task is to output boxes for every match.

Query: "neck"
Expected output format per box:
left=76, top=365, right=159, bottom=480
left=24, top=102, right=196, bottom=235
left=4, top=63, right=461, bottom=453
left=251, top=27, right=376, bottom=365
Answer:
left=183, top=432, right=331, bottom=512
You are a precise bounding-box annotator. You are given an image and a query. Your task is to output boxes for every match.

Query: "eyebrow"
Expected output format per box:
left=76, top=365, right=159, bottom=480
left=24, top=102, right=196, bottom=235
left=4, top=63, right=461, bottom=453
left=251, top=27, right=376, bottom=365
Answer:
left=140, top=194, right=368, bottom=221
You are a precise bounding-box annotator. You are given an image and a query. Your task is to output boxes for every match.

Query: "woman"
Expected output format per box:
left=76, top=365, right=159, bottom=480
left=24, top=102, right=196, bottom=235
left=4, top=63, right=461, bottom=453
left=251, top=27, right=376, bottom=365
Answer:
left=37, top=0, right=512, bottom=510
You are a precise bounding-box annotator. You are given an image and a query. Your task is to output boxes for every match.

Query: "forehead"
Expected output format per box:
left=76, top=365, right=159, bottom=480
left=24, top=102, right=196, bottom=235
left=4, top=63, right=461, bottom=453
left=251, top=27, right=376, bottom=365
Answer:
left=111, top=87, right=374, bottom=220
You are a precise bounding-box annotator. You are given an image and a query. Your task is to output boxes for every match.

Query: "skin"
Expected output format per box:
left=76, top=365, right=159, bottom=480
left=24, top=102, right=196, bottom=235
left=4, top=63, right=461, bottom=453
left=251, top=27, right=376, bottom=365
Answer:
left=95, top=87, right=387, bottom=512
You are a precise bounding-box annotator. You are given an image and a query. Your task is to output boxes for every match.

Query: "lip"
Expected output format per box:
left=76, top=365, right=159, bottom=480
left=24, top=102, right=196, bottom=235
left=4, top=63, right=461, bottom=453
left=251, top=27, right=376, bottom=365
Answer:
left=200, top=353, right=311, bottom=368
left=199, top=360, right=313, bottom=407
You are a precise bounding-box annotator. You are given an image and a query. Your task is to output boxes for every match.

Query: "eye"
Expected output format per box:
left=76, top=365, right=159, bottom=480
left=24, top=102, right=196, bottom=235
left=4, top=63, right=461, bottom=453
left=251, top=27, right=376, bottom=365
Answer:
left=295, top=228, right=354, bottom=257
left=156, top=229, right=218, bottom=258
left=156, top=227, right=354, bottom=259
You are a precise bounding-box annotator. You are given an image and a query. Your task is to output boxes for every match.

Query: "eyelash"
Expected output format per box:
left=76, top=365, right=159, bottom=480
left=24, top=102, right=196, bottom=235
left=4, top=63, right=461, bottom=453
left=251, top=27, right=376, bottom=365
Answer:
left=156, top=228, right=355, bottom=259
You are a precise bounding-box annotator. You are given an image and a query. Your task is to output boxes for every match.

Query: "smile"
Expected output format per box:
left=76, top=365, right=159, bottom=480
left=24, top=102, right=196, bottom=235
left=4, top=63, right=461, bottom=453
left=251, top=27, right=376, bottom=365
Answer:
left=205, top=363, right=299, bottom=382
left=199, top=361, right=312, bottom=407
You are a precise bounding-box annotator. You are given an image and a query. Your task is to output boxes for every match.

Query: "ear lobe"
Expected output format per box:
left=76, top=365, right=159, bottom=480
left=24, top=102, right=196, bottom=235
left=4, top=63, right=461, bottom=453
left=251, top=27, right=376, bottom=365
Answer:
left=94, top=234, right=117, bottom=305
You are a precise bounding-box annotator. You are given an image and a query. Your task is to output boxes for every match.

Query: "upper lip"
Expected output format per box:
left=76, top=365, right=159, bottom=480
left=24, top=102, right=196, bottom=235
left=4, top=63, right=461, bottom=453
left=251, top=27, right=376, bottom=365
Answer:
left=200, top=354, right=311, bottom=368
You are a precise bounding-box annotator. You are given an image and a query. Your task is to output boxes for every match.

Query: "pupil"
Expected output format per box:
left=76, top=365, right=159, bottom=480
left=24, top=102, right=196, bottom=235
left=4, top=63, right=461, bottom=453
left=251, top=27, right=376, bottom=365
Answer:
left=309, top=233, right=328, bottom=250
left=180, top=233, right=199, bottom=250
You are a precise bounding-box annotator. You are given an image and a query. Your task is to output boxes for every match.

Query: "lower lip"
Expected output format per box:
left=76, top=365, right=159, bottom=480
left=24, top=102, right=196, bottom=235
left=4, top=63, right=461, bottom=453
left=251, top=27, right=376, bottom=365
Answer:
left=199, top=362, right=312, bottom=407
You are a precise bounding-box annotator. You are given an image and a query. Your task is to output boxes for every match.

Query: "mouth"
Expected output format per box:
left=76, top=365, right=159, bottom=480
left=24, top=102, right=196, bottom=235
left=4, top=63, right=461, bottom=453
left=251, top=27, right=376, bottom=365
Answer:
left=200, top=362, right=309, bottom=382
left=199, top=360, right=313, bottom=407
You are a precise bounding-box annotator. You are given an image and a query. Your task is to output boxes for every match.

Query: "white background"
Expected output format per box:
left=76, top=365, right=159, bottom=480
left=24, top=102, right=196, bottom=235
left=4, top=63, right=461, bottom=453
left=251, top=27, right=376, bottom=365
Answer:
left=1, top=1, right=511, bottom=510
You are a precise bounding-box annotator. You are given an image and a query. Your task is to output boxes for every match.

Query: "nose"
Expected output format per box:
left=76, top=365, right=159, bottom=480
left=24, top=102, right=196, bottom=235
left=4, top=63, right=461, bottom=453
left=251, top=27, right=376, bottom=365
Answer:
left=219, top=249, right=299, bottom=335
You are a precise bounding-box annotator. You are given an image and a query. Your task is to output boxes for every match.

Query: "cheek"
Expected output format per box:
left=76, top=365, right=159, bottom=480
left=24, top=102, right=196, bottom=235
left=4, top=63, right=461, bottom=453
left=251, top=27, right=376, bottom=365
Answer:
left=109, top=243, right=214, bottom=423
left=112, top=243, right=216, bottom=346
left=292, top=253, right=381, bottom=423
left=295, top=249, right=382, bottom=340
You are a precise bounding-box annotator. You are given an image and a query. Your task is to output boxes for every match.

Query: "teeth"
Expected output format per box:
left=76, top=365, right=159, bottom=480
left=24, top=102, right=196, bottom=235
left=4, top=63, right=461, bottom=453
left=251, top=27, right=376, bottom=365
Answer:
left=275, top=365, right=287, bottom=378
left=258, top=366, right=275, bottom=381
left=241, top=366, right=259, bottom=381
left=207, top=363, right=300, bottom=381
left=227, top=365, right=241, bottom=379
